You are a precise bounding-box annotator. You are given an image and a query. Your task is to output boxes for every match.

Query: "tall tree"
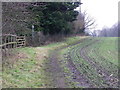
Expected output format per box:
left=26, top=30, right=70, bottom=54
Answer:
left=28, top=2, right=80, bottom=35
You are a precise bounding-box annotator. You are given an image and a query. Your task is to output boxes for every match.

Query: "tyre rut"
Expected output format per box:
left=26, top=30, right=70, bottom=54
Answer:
left=79, top=39, right=118, bottom=88
left=46, top=38, right=118, bottom=88
left=46, top=38, right=88, bottom=88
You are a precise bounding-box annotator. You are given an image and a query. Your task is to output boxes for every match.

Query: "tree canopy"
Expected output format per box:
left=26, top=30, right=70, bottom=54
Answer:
left=28, top=2, right=80, bottom=35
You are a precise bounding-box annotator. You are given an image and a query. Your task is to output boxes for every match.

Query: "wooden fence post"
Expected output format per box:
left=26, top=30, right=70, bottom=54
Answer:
left=1, top=34, right=26, bottom=56
left=4, top=36, right=7, bottom=57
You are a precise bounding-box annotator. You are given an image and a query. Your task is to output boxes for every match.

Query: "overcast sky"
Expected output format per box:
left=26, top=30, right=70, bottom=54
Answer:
left=80, top=0, right=119, bottom=30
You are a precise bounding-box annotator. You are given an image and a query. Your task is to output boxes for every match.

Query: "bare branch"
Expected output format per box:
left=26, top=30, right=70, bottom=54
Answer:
left=82, top=11, right=97, bottom=30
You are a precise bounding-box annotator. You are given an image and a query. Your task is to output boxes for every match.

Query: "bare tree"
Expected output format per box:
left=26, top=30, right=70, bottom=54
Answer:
left=82, top=11, right=97, bottom=31
left=72, top=11, right=97, bottom=35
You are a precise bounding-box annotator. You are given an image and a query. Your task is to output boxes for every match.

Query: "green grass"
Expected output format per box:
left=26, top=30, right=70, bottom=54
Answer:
left=2, top=35, right=86, bottom=88
left=58, top=37, right=90, bottom=88
left=3, top=47, right=47, bottom=88
left=69, top=38, right=105, bottom=87
left=60, top=37, right=118, bottom=87
left=42, top=36, right=87, bottom=48
left=3, top=36, right=118, bottom=88
left=95, top=37, right=118, bottom=65
left=87, top=37, right=118, bottom=78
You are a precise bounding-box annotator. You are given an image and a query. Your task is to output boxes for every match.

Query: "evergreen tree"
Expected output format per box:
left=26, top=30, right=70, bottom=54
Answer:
left=28, top=2, right=80, bottom=35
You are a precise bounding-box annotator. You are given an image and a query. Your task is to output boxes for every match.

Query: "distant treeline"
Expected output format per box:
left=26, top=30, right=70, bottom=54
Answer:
left=98, top=23, right=120, bottom=37
left=87, top=22, right=120, bottom=37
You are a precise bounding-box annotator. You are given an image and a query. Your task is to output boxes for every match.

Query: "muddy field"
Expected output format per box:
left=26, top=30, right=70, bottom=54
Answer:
left=48, top=37, right=118, bottom=88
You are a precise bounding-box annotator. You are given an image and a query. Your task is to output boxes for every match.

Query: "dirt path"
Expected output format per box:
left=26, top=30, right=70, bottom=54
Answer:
left=46, top=38, right=118, bottom=88
left=46, top=38, right=89, bottom=88
left=47, top=49, right=67, bottom=88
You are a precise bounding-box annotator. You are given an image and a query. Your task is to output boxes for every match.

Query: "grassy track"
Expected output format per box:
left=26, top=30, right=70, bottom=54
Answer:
left=2, top=36, right=118, bottom=88
left=61, top=37, right=118, bottom=88
left=2, top=36, right=87, bottom=88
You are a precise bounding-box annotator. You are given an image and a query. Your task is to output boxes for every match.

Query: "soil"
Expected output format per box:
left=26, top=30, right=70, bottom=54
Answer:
left=47, top=50, right=67, bottom=88
left=45, top=38, right=118, bottom=88
left=45, top=38, right=89, bottom=88
left=80, top=40, right=118, bottom=88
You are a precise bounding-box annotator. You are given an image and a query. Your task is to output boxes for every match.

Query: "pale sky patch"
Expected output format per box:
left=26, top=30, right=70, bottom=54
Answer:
left=80, top=0, right=119, bottom=30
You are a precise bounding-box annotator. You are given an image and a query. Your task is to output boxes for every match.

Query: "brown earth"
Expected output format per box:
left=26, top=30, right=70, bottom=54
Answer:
left=45, top=38, right=118, bottom=88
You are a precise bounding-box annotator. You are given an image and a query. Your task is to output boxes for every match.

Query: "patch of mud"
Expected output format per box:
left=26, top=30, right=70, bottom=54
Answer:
left=47, top=50, right=68, bottom=88
left=66, top=54, right=94, bottom=88
left=45, top=38, right=90, bottom=88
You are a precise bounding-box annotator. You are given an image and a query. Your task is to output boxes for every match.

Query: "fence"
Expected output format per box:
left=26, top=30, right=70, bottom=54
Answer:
left=1, top=34, right=26, bottom=49
left=1, top=34, right=26, bottom=64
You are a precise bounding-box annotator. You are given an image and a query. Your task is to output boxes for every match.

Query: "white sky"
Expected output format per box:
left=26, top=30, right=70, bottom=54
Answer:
left=80, top=0, right=119, bottom=30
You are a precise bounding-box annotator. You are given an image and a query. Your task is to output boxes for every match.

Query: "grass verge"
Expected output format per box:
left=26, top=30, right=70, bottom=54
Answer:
left=2, top=35, right=87, bottom=88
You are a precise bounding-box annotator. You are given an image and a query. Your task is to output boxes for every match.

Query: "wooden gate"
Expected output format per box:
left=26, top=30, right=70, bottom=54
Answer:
left=0, top=34, right=26, bottom=49
left=1, top=34, right=26, bottom=61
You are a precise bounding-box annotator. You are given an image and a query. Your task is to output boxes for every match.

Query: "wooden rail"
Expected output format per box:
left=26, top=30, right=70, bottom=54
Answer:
left=1, top=34, right=26, bottom=60
left=1, top=34, right=26, bottom=49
